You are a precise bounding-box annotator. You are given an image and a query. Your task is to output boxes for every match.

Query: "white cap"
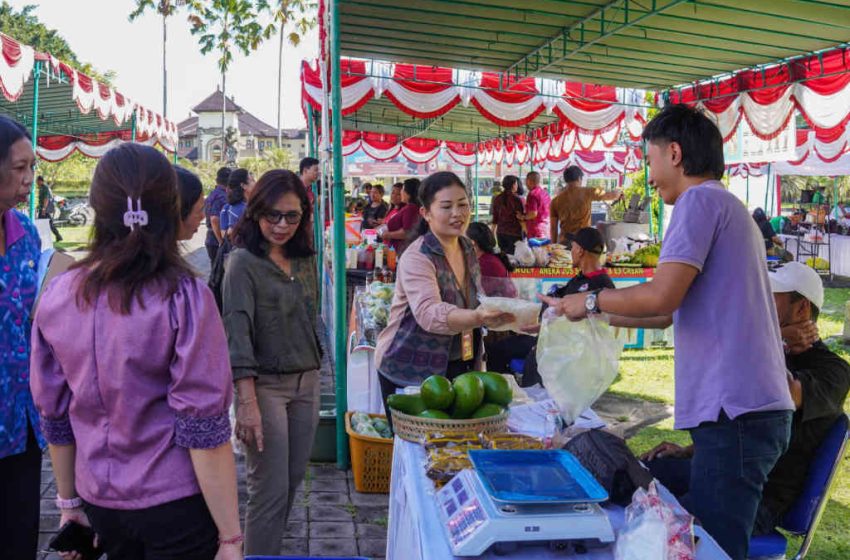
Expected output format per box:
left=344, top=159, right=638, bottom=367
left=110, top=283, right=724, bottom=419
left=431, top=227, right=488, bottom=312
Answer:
left=768, top=261, right=824, bottom=309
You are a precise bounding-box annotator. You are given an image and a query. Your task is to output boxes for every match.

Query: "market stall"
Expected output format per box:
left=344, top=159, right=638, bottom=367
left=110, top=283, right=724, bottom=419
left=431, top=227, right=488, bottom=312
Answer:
left=0, top=32, right=178, bottom=217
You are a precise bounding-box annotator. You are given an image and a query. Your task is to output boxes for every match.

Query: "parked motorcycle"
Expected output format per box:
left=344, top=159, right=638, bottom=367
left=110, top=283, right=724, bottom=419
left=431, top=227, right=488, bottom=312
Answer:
left=53, top=196, right=91, bottom=227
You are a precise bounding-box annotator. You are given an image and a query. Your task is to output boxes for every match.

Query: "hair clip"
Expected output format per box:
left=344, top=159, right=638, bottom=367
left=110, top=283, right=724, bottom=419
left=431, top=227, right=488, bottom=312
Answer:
left=123, top=197, right=149, bottom=231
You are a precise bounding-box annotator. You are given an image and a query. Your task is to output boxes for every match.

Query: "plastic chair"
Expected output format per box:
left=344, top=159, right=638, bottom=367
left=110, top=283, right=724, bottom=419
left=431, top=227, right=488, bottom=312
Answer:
left=748, top=414, right=849, bottom=559
left=509, top=358, right=526, bottom=375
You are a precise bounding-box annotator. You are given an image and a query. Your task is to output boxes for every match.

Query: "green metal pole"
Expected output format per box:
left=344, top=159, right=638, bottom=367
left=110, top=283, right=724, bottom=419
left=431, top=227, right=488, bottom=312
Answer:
left=833, top=177, right=839, bottom=214
left=28, top=60, right=42, bottom=220
left=330, top=0, right=349, bottom=470
left=130, top=111, right=137, bottom=142
left=474, top=144, right=480, bottom=220
left=642, top=140, right=654, bottom=238
left=307, top=105, right=322, bottom=303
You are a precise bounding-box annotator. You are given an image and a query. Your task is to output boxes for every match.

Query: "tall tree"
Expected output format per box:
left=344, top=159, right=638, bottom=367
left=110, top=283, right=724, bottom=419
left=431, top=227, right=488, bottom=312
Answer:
left=184, top=0, right=274, bottom=161
left=262, top=1, right=317, bottom=147
left=129, top=0, right=181, bottom=118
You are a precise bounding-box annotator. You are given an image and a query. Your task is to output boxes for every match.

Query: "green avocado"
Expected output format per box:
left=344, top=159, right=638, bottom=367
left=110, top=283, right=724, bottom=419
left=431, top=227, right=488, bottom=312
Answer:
left=471, top=403, right=506, bottom=419
left=387, top=393, right=427, bottom=416
left=450, top=373, right=485, bottom=419
left=471, top=371, right=513, bottom=406
left=418, top=409, right=451, bottom=419
left=420, top=375, right=455, bottom=411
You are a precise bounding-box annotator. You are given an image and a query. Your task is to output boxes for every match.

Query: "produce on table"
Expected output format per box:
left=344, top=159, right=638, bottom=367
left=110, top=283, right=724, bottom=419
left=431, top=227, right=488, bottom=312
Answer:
left=632, top=244, right=661, bottom=267
left=386, top=393, right=427, bottom=415
left=350, top=411, right=393, bottom=439
left=361, top=282, right=394, bottom=333
left=420, top=375, right=455, bottom=410
left=387, top=373, right=513, bottom=420
left=450, top=373, right=486, bottom=419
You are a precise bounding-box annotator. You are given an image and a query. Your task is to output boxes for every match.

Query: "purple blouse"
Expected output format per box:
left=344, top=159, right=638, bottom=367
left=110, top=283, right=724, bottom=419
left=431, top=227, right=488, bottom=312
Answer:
left=30, top=271, right=233, bottom=510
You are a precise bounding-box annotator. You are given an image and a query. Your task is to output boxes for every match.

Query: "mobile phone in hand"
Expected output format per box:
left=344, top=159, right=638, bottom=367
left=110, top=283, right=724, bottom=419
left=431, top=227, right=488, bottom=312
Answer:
left=49, top=521, right=102, bottom=560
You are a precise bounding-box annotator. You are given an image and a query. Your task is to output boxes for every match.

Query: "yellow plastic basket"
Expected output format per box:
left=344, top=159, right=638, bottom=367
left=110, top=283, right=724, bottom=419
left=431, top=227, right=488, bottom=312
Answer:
left=345, top=412, right=394, bottom=494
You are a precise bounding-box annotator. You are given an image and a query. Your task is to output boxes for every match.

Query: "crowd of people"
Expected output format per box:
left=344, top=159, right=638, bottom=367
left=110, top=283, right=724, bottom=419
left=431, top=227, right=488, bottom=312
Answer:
left=1, top=102, right=848, bottom=560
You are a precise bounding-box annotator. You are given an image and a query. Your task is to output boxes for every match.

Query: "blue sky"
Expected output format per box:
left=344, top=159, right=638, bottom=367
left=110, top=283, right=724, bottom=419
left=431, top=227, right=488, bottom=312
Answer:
left=8, top=0, right=318, bottom=128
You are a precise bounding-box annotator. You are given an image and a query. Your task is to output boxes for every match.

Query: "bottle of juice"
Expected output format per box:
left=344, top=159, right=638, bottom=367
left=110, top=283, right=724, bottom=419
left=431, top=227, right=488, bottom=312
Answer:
left=387, top=246, right=397, bottom=271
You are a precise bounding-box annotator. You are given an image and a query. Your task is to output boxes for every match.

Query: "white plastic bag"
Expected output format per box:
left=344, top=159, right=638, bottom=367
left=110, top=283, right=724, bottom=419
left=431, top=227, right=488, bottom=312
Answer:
left=478, top=295, right=542, bottom=332
left=615, top=481, right=696, bottom=560
left=514, top=240, right=536, bottom=267
left=535, top=314, right=623, bottom=424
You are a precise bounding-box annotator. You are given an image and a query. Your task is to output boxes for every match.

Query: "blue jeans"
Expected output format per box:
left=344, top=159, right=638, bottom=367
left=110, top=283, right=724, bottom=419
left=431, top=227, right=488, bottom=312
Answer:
left=648, top=410, right=792, bottom=560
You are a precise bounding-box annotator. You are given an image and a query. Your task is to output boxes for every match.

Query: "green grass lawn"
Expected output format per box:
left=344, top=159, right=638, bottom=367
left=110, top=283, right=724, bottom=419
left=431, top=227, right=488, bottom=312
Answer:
left=54, top=225, right=91, bottom=252
left=617, top=288, right=850, bottom=559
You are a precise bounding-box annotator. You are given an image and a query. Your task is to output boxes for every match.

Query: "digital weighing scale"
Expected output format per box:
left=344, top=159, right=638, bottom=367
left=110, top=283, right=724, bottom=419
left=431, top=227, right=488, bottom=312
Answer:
left=435, top=450, right=615, bottom=557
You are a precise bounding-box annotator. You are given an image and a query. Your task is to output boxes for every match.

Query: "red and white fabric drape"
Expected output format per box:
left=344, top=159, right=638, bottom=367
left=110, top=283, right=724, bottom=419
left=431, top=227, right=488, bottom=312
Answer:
left=666, top=47, right=850, bottom=143
left=0, top=33, right=177, bottom=153
left=731, top=128, right=850, bottom=176
left=302, top=59, right=646, bottom=137
left=35, top=131, right=173, bottom=162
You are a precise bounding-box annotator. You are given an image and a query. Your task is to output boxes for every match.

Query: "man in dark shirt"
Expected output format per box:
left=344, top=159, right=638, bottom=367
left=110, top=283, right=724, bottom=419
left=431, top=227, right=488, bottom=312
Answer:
left=485, top=227, right=615, bottom=382
left=204, top=167, right=230, bottom=264
left=36, top=176, right=62, bottom=242
left=643, top=261, right=850, bottom=537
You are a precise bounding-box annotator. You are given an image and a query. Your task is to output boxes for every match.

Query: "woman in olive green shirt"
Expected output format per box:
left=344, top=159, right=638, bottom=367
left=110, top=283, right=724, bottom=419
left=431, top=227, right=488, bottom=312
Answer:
left=222, top=169, right=321, bottom=555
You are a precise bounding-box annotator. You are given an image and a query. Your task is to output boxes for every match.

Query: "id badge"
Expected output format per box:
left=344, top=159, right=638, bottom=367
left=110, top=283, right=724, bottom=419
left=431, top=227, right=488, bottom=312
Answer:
left=461, top=330, right=474, bottom=361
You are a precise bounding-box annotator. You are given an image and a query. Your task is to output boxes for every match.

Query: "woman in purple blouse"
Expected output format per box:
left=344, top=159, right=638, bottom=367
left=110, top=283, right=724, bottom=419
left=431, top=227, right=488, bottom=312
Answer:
left=0, top=116, right=43, bottom=560
left=30, top=144, right=243, bottom=560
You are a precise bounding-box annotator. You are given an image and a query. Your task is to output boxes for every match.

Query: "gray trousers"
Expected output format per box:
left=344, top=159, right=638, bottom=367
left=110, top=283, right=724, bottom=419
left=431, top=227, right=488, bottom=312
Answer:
left=242, top=371, right=320, bottom=555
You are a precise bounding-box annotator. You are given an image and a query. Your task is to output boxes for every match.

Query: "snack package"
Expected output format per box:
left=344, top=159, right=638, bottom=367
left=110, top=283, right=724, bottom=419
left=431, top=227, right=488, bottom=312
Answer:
left=478, top=295, right=542, bottom=332
left=481, top=432, right=544, bottom=450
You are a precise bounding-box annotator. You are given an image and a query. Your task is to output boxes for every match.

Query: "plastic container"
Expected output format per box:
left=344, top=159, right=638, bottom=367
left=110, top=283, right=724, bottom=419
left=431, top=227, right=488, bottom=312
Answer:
left=345, top=412, right=394, bottom=494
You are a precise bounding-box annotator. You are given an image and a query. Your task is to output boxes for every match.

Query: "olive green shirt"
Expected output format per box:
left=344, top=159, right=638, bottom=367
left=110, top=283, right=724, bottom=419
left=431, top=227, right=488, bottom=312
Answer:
left=222, top=248, right=321, bottom=380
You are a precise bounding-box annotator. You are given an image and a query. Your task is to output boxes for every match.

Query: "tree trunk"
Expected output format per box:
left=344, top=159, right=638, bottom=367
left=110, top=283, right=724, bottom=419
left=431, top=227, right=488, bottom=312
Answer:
left=221, top=70, right=227, bottom=162
left=277, top=21, right=284, bottom=148
left=162, top=13, right=168, bottom=118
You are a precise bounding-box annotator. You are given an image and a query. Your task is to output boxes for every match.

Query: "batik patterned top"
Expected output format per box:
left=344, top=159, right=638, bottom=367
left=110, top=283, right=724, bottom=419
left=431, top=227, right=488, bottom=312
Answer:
left=0, top=209, right=44, bottom=460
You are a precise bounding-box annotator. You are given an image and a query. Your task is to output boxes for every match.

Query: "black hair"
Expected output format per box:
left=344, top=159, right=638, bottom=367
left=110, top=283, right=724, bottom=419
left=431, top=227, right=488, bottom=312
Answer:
left=412, top=171, right=468, bottom=239
left=0, top=115, right=31, bottom=170
left=227, top=168, right=250, bottom=205
left=752, top=207, right=768, bottom=224
left=372, top=183, right=385, bottom=195
left=174, top=166, right=203, bottom=221
left=467, top=222, right=514, bottom=272
left=502, top=175, right=520, bottom=195
left=300, top=156, right=319, bottom=174
left=526, top=171, right=540, bottom=182
left=37, top=175, right=44, bottom=182
left=235, top=169, right=315, bottom=259
left=403, top=178, right=421, bottom=206
left=642, top=103, right=725, bottom=180
left=216, top=166, right=231, bottom=185
left=789, top=291, right=820, bottom=322
left=563, top=165, right=583, bottom=183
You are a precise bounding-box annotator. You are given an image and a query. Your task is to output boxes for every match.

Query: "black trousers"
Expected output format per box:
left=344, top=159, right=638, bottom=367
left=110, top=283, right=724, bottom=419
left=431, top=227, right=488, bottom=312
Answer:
left=496, top=233, right=522, bottom=255
left=205, top=244, right=218, bottom=265
left=84, top=493, right=218, bottom=560
left=0, top=424, right=42, bottom=560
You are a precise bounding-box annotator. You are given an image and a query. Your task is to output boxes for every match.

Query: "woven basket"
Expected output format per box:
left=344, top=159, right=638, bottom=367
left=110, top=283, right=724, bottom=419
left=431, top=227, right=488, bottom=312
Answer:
left=389, top=409, right=509, bottom=443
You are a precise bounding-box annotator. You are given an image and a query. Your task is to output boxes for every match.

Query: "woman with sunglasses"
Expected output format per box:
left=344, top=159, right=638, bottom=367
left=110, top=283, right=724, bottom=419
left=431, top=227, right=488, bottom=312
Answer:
left=221, top=170, right=321, bottom=555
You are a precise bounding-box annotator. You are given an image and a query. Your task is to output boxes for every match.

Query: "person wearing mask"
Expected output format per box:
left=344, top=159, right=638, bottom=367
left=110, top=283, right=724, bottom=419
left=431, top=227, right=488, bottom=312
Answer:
left=385, top=182, right=405, bottom=222
left=542, top=104, right=794, bottom=560
left=550, top=166, right=622, bottom=243
left=361, top=183, right=389, bottom=231
left=30, top=143, right=242, bottom=560
left=485, top=227, right=615, bottom=382
left=36, top=175, right=62, bottom=243
left=222, top=170, right=321, bottom=555
left=176, top=166, right=206, bottom=242
left=518, top=171, right=550, bottom=240
left=0, top=115, right=43, bottom=559
left=220, top=169, right=255, bottom=240
left=377, top=177, right=422, bottom=255
left=466, top=221, right=517, bottom=298
left=489, top=175, right=524, bottom=255
left=205, top=167, right=231, bottom=264
left=375, top=172, right=513, bottom=419
left=643, top=262, right=850, bottom=538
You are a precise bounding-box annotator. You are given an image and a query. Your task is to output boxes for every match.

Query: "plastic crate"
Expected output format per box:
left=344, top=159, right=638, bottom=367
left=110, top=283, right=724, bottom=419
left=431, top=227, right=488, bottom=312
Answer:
left=345, top=412, right=394, bottom=494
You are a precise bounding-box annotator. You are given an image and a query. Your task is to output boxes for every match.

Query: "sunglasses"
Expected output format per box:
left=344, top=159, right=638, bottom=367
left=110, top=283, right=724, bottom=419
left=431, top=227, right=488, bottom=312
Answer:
left=263, top=210, right=303, bottom=225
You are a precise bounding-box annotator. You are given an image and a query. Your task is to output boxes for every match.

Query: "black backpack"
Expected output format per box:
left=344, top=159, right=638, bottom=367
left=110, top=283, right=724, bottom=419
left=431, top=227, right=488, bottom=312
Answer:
left=208, top=238, right=231, bottom=313
left=563, top=429, right=653, bottom=506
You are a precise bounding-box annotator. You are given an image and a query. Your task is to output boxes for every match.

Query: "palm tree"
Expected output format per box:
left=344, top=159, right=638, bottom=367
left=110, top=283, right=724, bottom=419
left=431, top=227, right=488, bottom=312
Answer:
left=129, top=0, right=180, bottom=118
left=266, top=1, right=317, bottom=147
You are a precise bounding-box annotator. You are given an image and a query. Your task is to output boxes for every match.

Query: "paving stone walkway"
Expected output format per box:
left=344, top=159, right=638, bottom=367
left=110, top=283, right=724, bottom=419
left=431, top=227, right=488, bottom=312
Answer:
left=38, top=230, right=389, bottom=559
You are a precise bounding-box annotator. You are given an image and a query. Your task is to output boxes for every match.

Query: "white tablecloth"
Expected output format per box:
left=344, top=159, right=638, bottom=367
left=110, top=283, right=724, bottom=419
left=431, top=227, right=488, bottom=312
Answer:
left=780, top=233, right=850, bottom=277
left=386, top=438, right=731, bottom=560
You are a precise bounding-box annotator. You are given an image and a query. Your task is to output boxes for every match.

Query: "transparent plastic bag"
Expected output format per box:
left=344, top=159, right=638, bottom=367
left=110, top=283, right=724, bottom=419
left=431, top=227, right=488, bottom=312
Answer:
left=478, top=295, right=541, bottom=332
left=615, top=481, right=696, bottom=560
left=514, top=240, right=536, bottom=267
left=535, top=313, right=623, bottom=424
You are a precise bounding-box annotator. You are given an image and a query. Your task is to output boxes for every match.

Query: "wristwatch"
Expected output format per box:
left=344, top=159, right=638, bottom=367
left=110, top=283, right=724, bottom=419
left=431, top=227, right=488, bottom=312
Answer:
left=585, top=289, right=602, bottom=315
